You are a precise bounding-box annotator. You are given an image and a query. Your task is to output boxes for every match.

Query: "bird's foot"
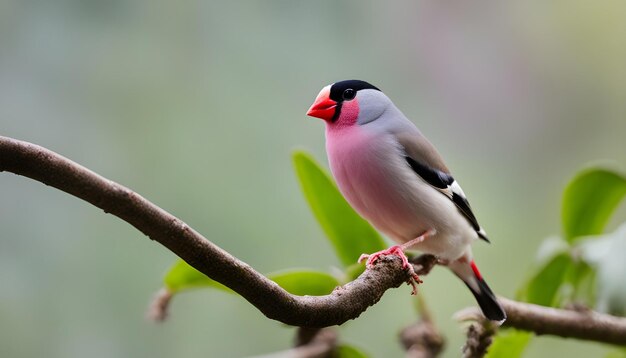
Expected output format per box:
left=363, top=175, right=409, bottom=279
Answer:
left=358, top=246, right=423, bottom=295
left=405, top=265, right=423, bottom=295
left=357, top=229, right=436, bottom=295
left=358, top=245, right=410, bottom=269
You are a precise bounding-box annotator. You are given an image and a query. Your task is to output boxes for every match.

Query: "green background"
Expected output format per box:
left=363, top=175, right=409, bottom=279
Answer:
left=1, top=1, right=625, bottom=357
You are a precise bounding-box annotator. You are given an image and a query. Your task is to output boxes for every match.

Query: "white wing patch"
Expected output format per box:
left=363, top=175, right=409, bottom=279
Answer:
left=404, top=155, right=490, bottom=242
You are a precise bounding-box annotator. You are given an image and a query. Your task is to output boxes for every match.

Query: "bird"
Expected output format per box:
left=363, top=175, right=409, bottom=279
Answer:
left=306, top=79, right=506, bottom=322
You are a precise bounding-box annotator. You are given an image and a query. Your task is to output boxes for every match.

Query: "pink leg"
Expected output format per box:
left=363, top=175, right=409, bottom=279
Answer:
left=358, top=229, right=436, bottom=295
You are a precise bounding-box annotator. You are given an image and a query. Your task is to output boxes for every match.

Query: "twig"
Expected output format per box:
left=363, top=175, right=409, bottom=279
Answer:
left=460, top=322, right=497, bottom=358
left=399, top=294, right=445, bottom=358
left=0, top=135, right=438, bottom=328
left=400, top=319, right=445, bottom=358
left=456, top=297, right=626, bottom=347
left=293, top=327, right=337, bottom=358
left=146, top=288, right=173, bottom=322
left=251, top=327, right=338, bottom=358
left=408, top=254, right=439, bottom=277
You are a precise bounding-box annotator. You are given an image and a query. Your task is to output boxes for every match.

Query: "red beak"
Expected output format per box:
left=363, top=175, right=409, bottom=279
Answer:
left=307, top=87, right=337, bottom=121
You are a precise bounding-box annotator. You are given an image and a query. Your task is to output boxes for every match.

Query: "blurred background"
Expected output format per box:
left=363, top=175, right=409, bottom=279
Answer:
left=1, top=1, right=625, bottom=357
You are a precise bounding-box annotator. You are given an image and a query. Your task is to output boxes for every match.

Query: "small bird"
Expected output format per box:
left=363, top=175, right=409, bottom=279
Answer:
left=306, top=80, right=506, bottom=321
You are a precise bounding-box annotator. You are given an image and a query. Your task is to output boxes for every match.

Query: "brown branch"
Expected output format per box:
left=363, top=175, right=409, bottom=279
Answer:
left=0, top=135, right=438, bottom=328
left=456, top=297, right=626, bottom=347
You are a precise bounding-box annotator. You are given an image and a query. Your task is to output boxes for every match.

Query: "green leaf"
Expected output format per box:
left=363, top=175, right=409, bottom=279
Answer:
left=164, top=259, right=231, bottom=293
left=518, top=252, right=573, bottom=306
left=293, top=151, right=386, bottom=267
left=266, top=269, right=339, bottom=296
left=164, top=260, right=339, bottom=296
left=336, top=344, right=370, bottom=358
left=562, top=168, right=626, bottom=242
left=485, top=329, right=532, bottom=358
left=563, top=260, right=597, bottom=307
left=605, top=347, right=626, bottom=358
left=344, top=262, right=366, bottom=281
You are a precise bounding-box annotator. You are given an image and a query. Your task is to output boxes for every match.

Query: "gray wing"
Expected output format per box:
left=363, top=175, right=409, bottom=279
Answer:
left=397, top=132, right=490, bottom=242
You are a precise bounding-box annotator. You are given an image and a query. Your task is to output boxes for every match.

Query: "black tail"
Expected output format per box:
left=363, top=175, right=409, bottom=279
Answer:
left=465, top=278, right=507, bottom=322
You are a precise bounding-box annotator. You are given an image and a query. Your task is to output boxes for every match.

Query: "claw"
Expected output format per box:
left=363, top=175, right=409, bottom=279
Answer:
left=359, top=245, right=409, bottom=269
left=358, top=229, right=435, bottom=295
left=408, top=279, right=418, bottom=295
left=358, top=245, right=422, bottom=293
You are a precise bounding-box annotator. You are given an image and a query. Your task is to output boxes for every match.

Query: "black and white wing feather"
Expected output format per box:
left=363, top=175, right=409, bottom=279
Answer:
left=404, top=157, right=489, bottom=242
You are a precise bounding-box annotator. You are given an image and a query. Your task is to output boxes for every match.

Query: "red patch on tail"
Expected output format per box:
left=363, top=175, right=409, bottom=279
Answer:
left=470, top=260, right=483, bottom=280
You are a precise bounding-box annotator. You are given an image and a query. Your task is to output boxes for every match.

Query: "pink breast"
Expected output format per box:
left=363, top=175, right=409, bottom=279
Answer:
left=326, top=125, right=425, bottom=241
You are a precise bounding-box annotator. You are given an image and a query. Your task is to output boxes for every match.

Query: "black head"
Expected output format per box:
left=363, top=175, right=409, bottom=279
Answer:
left=329, top=80, right=380, bottom=103
left=307, top=79, right=384, bottom=123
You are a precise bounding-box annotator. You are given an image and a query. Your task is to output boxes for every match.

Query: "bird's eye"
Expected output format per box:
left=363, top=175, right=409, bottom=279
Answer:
left=342, top=88, right=356, bottom=101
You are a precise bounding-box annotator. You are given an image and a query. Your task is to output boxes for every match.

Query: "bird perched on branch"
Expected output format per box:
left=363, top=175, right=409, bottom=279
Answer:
left=306, top=80, right=506, bottom=322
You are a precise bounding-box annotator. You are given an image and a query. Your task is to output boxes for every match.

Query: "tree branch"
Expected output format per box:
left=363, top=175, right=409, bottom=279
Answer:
left=456, top=297, right=626, bottom=346
left=8, top=135, right=624, bottom=346
left=0, top=135, right=438, bottom=327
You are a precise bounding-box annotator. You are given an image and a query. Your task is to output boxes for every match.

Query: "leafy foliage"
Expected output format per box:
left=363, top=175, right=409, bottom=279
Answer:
left=524, top=168, right=626, bottom=307
left=490, top=167, right=626, bottom=356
